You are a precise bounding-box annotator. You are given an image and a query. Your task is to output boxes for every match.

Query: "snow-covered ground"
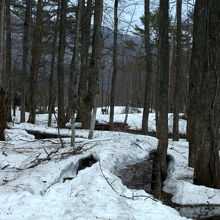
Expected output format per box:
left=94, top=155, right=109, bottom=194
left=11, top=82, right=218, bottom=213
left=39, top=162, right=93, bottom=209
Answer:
left=1, top=107, right=220, bottom=219
left=96, top=107, right=187, bottom=134
left=13, top=106, right=187, bottom=134
left=164, top=140, right=220, bottom=206
left=1, top=126, right=188, bottom=220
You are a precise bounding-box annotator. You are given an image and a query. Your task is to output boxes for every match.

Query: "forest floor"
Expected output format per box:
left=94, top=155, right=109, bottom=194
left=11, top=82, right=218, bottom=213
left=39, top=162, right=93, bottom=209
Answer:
left=0, top=107, right=220, bottom=220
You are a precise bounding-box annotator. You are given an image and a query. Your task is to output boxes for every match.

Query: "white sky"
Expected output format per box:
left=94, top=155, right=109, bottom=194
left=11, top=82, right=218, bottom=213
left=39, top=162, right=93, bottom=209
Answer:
left=103, top=0, right=195, bottom=34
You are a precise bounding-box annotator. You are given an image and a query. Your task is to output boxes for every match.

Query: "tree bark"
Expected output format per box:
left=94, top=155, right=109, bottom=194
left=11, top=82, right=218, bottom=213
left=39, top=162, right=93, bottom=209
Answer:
left=28, top=0, right=43, bottom=124
left=173, top=0, right=182, bottom=141
left=5, top=0, right=12, bottom=122
left=57, top=0, right=68, bottom=128
left=192, top=0, right=220, bottom=188
left=88, top=0, right=104, bottom=139
left=151, top=0, right=169, bottom=199
left=0, top=0, right=6, bottom=140
left=109, top=0, right=119, bottom=131
left=66, top=0, right=82, bottom=124
left=77, top=0, right=93, bottom=129
left=68, top=0, right=82, bottom=146
left=142, top=0, right=152, bottom=135
left=20, top=0, right=31, bottom=123
left=188, top=0, right=207, bottom=167
left=48, top=1, right=60, bottom=127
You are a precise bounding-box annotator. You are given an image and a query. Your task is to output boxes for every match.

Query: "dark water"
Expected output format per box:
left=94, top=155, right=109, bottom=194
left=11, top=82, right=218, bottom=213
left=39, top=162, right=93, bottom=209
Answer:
left=176, top=205, right=220, bottom=219
left=113, top=157, right=152, bottom=193
left=113, top=156, right=220, bottom=220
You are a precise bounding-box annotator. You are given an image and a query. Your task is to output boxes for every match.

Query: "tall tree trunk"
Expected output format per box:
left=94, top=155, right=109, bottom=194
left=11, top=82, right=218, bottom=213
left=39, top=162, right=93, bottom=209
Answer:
left=5, top=0, right=12, bottom=122
left=68, top=0, right=82, bottom=146
left=173, top=0, right=182, bottom=141
left=151, top=0, right=169, bottom=199
left=28, top=0, right=43, bottom=124
left=109, top=0, right=119, bottom=131
left=192, top=0, right=220, bottom=188
left=77, top=0, right=93, bottom=129
left=188, top=0, right=207, bottom=167
left=20, top=0, right=31, bottom=123
left=155, top=52, right=160, bottom=134
left=66, top=0, right=82, bottom=124
left=88, top=0, right=104, bottom=139
left=142, top=0, right=152, bottom=135
left=0, top=0, right=6, bottom=140
left=57, top=0, right=68, bottom=128
left=48, top=1, right=60, bottom=127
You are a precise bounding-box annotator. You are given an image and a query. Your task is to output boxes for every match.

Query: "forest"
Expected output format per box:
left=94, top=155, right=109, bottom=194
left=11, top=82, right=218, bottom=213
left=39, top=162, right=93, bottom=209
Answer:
left=0, top=0, right=220, bottom=219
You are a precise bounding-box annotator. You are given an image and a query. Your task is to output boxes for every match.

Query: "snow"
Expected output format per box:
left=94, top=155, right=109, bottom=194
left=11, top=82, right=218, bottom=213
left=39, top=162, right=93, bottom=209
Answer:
left=0, top=122, right=189, bottom=219
left=96, top=107, right=187, bottom=134
left=13, top=106, right=187, bottom=134
left=1, top=107, right=220, bottom=219
left=164, top=139, right=220, bottom=205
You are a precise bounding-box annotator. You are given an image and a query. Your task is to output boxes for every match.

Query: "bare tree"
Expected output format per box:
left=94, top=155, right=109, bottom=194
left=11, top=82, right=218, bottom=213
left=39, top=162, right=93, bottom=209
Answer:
left=48, top=0, right=60, bottom=127
left=20, top=0, right=32, bottom=123
left=151, top=0, right=169, bottom=199
left=188, top=0, right=207, bottom=167
left=28, top=0, right=43, bottom=124
left=5, top=0, right=12, bottom=122
left=141, top=0, right=152, bottom=135
left=0, top=0, right=6, bottom=140
left=57, top=0, right=68, bottom=128
left=77, top=0, right=93, bottom=129
left=173, top=0, right=182, bottom=141
left=109, top=0, right=119, bottom=131
left=88, top=0, right=104, bottom=139
left=189, top=0, right=220, bottom=188
left=66, top=0, right=82, bottom=125
left=68, top=0, right=82, bottom=146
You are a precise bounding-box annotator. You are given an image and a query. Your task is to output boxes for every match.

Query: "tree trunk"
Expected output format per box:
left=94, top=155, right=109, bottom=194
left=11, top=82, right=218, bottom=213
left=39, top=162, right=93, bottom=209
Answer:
left=188, top=0, right=207, bottom=167
left=77, top=0, right=93, bottom=129
left=88, top=107, right=97, bottom=139
left=5, top=0, right=12, bottom=122
left=87, top=0, right=104, bottom=139
left=0, top=1, right=5, bottom=85
left=48, top=1, right=60, bottom=127
left=57, top=0, right=68, bottom=128
left=0, top=0, right=6, bottom=140
left=192, top=0, right=220, bottom=188
left=68, top=0, right=82, bottom=146
left=109, top=0, right=119, bottom=131
left=155, top=53, right=160, bottom=134
left=173, top=0, right=182, bottom=141
left=151, top=0, right=169, bottom=199
left=28, top=0, right=43, bottom=124
left=66, top=0, right=82, bottom=124
left=21, top=0, right=31, bottom=123
left=142, top=0, right=152, bottom=135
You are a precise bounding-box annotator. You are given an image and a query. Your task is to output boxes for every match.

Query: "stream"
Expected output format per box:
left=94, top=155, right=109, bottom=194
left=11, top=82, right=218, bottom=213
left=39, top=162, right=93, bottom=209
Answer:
left=113, top=155, right=220, bottom=220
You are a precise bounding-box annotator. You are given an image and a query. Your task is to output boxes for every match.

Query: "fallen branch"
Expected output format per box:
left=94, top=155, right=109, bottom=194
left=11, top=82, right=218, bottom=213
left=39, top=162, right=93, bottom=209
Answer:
left=1, top=164, right=9, bottom=170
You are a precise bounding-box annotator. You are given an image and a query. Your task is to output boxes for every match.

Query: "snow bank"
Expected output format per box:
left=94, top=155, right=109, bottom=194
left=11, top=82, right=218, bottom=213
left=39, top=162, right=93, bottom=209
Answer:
left=164, top=140, right=220, bottom=205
